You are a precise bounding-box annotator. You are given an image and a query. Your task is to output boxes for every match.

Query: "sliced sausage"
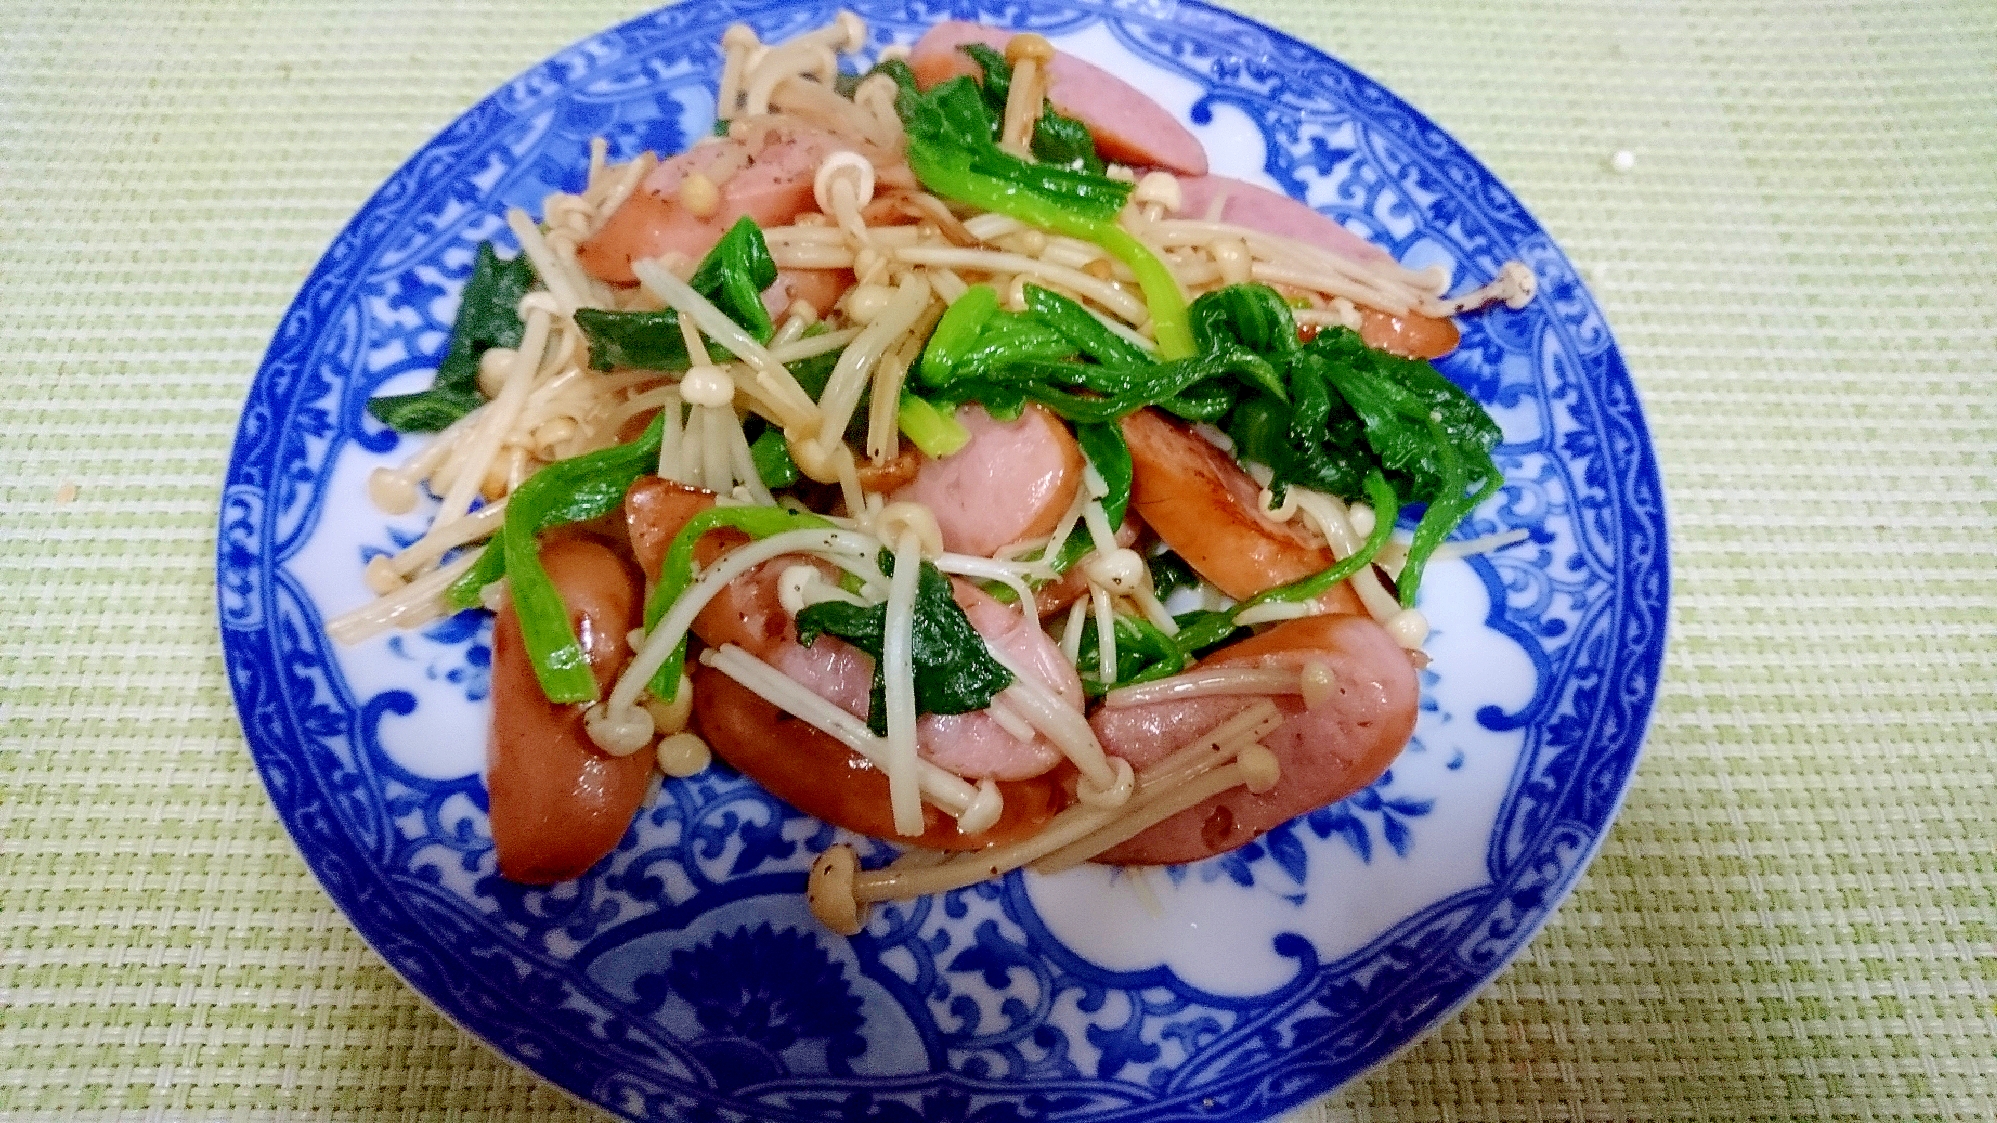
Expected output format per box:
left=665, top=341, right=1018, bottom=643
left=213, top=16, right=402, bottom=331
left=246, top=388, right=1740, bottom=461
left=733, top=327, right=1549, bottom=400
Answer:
left=762, top=266, right=856, bottom=323
left=888, top=403, right=1084, bottom=558
left=908, top=21, right=1209, bottom=177
left=1121, top=407, right=1363, bottom=610
left=929, top=581, right=1082, bottom=779
left=693, top=665, right=1069, bottom=850
left=1357, top=306, right=1460, bottom=361
left=624, top=477, right=1077, bottom=780
left=624, top=475, right=791, bottom=660
left=1090, top=613, right=1418, bottom=865
left=578, top=125, right=842, bottom=286
left=1173, top=176, right=1460, bottom=359
left=625, top=476, right=718, bottom=585
left=1174, top=174, right=1390, bottom=266
left=487, top=534, right=653, bottom=884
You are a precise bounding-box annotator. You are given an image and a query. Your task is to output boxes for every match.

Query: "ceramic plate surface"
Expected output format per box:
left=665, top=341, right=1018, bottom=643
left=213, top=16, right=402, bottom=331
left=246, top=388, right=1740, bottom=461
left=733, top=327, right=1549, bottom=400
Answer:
left=218, top=1, right=1667, bottom=1119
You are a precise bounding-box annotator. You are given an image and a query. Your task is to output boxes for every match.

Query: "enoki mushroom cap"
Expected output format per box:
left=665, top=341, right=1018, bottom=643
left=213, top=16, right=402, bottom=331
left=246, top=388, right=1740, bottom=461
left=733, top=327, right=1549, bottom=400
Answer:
left=1300, top=659, right=1339, bottom=711
left=1075, top=755, right=1136, bottom=810
left=1004, top=33, right=1055, bottom=66
left=367, top=468, right=420, bottom=516
left=788, top=428, right=850, bottom=483
left=363, top=555, right=405, bottom=595
left=873, top=501, right=945, bottom=559
left=1237, top=744, right=1282, bottom=795
left=955, top=778, right=1005, bottom=836
left=584, top=701, right=655, bottom=756
left=1081, top=548, right=1146, bottom=594
left=807, top=844, right=866, bottom=936
left=830, top=10, right=867, bottom=53
left=1133, top=171, right=1183, bottom=213
left=812, top=150, right=876, bottom=213
left=654, top=730, right=712, bottom=778
left=1386, top=608, right=1429, bottom=649
left=680, top=364, right=736, bottom=408
left=678, top=172, right=721, bottom=219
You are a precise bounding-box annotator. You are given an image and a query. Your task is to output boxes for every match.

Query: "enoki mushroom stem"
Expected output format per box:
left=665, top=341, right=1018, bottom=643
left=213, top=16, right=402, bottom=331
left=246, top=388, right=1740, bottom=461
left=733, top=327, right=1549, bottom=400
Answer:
left=805, top=701, right=1287, bottom=934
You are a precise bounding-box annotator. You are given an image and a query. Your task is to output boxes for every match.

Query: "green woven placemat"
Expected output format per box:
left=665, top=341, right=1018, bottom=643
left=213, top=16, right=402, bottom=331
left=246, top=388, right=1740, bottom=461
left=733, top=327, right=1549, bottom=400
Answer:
left=3, top=1, right=1992, bottom=1119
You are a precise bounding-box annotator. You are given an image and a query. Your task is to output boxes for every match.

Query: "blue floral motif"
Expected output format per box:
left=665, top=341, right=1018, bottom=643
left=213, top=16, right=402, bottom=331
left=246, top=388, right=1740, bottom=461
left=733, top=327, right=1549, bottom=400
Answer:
left=1306, top=775, right=1436, bottom=862
left=217, top=1, right=1668, bottom=1120
left=385, top=609, right=492, bottom=703
left=632, top=923, right=867, bottom=1089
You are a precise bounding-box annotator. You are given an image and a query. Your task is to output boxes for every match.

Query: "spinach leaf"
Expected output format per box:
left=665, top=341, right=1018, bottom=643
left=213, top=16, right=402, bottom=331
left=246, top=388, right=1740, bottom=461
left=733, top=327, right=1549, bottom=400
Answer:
left=1031, top=111, right=1104, bottom=175
left=1226, top=380, right=1373, bottom=502
left=1170, top=610, right=1249, bottom=659
left=918, top=283, right=1003, bottom=385
left=443, top=536, right=509, bottom=611
left=1021, top=284, right=1149, bottom=371
left=895, top=74, right=1194, bottom=357
left=795, top=556, right=1014, bottom=735
left=574, top=216, right=779, bottom=371
left=1153, top=378, right=1236, bottom=423
left=367, top=242, right=536, bottom=432
left=959, top=43, right=1105, bottom=174
left=932, top=338, right=1273, bottom=424
left=1305, top=326, right=1498, bottom=500
left=1074, top=420, right=1132, bottom=529
left=1148, top=549, right=1200, bottom=602
left=1074, top=611, right=1185, bottom=696
left=572, top=308, right=689, bottom=372
left=686, top=215, right=779, bottom=342
left=365, top=381, right=485, bottom=434
left=1190, top=283, right=1301, bottom=361
left=1293, top=326, right=1501, bottom=604
left=951, top=313, right=1075, bottom=380
left=788, top=340, right=844, bottom=401
left=960, top=43, right=1014, bottom=116
left=748, top=426, right=798, bottom=488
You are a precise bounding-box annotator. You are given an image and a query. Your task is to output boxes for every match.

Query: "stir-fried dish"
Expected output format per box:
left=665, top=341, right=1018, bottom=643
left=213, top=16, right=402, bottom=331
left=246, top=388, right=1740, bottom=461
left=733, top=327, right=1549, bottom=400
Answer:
left=335, top=14, right=1536, bottom=935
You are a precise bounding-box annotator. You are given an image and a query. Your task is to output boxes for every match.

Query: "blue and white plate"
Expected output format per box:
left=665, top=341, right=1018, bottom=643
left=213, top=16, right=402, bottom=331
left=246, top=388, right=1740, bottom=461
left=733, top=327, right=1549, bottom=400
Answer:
left=218, top=1, right=1667, bottom=1119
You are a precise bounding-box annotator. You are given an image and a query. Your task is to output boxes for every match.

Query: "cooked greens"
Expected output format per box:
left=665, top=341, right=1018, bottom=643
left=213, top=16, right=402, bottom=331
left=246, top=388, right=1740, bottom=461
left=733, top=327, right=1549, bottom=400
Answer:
left=957, top=43, right=1105, bottom=174
left=457, top=412, right=667, bottom=703
left=894, top=71, right=1196, bottom=359
left=367, top=243, right=536, bottom=432
left=914, top=276, right=1497, bottom=605
left=574, top=216, right=780, bottom=370
left=796, top=554, right=1015, bottom=735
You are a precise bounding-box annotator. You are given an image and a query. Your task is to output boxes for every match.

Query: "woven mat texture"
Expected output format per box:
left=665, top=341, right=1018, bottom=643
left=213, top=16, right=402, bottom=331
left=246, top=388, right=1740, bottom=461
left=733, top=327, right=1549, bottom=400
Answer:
left=3, top=0, right=1993, bottom=1119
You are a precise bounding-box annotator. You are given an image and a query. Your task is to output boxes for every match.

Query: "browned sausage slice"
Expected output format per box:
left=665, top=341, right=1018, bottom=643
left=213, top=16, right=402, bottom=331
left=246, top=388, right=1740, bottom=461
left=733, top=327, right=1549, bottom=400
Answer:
left=486, top=534, right=653, bottom=884
left=692, top=665, right=1069, bottom=850
left=1090, top=613, right=1417, bottom=865
left=1356, top=306, right=1461, bottom=361
left=1120, top=407, right=1362, bottom=611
